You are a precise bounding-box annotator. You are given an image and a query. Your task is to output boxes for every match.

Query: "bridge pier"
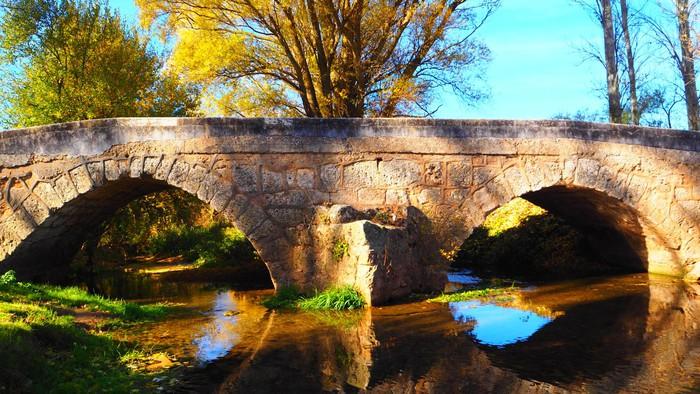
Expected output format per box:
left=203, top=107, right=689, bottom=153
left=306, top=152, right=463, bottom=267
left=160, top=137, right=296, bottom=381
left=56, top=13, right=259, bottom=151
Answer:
left=279, top=205, right=447, bottom=305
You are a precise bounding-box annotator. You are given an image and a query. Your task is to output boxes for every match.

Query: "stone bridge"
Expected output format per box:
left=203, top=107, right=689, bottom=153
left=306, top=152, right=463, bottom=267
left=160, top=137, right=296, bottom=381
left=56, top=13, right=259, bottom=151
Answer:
left=0, top=118, right=699, bottom=304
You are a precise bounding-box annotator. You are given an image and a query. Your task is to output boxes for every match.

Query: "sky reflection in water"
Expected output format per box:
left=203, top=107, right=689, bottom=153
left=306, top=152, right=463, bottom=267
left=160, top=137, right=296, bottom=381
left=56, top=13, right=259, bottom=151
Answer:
left=192, top=291, right=241, bottom=364
left=450, top=300, right=553, bottom=347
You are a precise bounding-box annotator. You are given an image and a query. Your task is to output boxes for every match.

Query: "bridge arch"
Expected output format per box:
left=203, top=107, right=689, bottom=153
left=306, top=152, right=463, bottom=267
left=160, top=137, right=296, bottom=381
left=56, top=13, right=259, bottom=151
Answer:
left=436, top=155, right=681, bottom=276
left=0, top=154, right=291, bottom=286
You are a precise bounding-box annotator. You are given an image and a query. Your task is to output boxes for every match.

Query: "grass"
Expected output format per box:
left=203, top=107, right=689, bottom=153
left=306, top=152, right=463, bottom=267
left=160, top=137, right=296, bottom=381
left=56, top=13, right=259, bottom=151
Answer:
left=261, top=286, right=365, bottom=311
left=0, top=270, right=174, bottom=392
left=0, top=272, right=169, bottom=321
left=427, top=287, right=516, bottom=303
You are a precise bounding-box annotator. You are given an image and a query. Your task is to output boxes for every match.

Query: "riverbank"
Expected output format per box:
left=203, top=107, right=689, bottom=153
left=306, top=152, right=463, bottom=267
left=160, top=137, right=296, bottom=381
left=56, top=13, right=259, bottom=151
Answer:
left=0, top=271, right=178, bottom=392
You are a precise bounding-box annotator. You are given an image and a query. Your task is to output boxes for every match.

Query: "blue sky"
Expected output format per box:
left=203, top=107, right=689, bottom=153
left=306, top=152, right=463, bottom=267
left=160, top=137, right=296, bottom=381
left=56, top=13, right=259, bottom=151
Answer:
left=109, top=0, right=644, bottom=121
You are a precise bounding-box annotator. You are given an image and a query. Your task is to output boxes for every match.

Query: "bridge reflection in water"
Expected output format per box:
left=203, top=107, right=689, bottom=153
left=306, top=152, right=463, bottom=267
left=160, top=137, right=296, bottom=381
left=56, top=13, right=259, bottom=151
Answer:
left=109, top=273, right=699, bottom=393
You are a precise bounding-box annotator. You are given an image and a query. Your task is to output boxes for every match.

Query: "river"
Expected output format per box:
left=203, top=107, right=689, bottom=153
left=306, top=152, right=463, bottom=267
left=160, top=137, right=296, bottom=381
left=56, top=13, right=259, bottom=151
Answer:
left=87, top=271, right=700, bottom=393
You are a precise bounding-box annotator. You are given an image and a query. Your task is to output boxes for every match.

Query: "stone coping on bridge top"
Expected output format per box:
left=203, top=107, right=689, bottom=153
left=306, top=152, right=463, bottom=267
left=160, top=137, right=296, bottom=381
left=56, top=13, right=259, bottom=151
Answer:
left=1, top=117, right=700, bottom=156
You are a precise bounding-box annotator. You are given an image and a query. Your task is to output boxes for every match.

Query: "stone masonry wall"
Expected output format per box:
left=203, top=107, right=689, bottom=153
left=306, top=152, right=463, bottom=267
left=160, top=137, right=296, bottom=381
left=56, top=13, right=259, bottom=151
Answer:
left=0, top=118, right=699, bottom=304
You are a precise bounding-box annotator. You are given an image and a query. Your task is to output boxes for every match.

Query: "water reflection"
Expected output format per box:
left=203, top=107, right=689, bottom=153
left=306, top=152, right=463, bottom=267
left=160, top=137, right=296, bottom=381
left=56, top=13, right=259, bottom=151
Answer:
left=450, top=301, right=553, bottom=347
left=107, top=272, right=699, bottom=393
left=444, top=269, right=481, bottom=293
left=192, top=292, right=242, bottom=365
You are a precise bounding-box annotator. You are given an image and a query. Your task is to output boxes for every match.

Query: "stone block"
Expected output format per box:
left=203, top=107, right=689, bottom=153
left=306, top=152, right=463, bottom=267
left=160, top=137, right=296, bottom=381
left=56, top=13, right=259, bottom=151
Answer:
left=425, top=162, right=443, bottom=185
left=320, top=164, right=340, bottom=191
left=447, top=188, right=469, bottom=204
left=154, top=157, right=175, bottom=181
left=233, top=164, right=258, bottom=193
left=247, top=219, right=280, bottom=242
left=473, top=186, right=499, bottom=213
left=503, top=165, right=530, bottom=196
left=32, top=182, right=62, bottom=210
left=167, top=161, right=190, bottom=187
left=386, top=189, right=409, bottom=205
left=447, top=161, right=472, bottom=187
left=358, top=188, right=386, bottom=205
left=418, top=188, right=442, bottom=206
left=104, top=159, right=122, bottom=181
left=54, top=174, right=78, bottom=202
left=6, top=209, right=34, bottom=240
left=575, top=158, right=601, bottom=188
left=22, top=194, right=49, bottom=225
left=196, top=173, right=218, bottom=202
left=236, top=203, right=267, bottom=234
left=183, top=165, right=207, bottom=194
left=69, top=166, right=93, bottom=194
left=473, top=166, right=498, bottom=187
left=563, top=159, right=577, bottom=182
left=344, top=161, right=379, bottom=188
left=264, top=190, right=309, bottom=207
left=209, top=187, right=233, bottom=212
left=296, top=168, right=315, bottom=189
left=222, top=194, right=249, bottom=222
left=143, top=157, right=161, bottom=175
left=267, top=208, right=308, bottom=227
left=262, top=168, right=285, bottom=192
left=129, top=157, right=143, bottom=178
left=86, top=162, right=104, bottom=186
left=379, top=159, right=421, bottom=187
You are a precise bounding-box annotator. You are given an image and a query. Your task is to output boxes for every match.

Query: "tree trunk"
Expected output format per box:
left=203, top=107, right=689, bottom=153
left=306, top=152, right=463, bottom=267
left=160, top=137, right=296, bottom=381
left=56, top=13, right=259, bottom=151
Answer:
left=601, top=0, right=623, bottom=123
left=675, top=0, right=700, bottom=130
left=620, top=0, right=639, bottom=124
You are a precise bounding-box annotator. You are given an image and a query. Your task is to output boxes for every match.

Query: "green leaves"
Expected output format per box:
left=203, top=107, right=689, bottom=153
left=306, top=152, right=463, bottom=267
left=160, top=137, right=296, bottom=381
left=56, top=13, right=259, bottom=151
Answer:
left=0, top=0, right=199, bottom=128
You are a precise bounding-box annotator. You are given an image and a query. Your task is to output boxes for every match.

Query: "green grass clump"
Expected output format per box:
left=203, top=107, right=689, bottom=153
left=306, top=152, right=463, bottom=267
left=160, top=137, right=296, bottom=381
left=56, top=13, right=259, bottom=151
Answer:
left=148, top=223, right=259, bottom=268
left=428, top=287, right=515, bottom=303
left=0, top=270, right=172, bottom=392
left=298, top=287, right=365, bottom=311
left=261, top=286, right=365, bottom=311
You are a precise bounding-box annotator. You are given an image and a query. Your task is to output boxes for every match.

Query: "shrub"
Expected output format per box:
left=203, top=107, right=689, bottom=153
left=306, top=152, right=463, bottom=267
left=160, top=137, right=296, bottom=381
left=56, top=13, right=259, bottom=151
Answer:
left=0, top=270, right=17, bottom=285
left=147, top=223, right=258, bottom=268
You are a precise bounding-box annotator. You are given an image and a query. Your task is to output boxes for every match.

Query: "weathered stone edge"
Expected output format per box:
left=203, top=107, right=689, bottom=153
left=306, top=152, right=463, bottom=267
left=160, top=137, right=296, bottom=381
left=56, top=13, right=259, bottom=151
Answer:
left=1, top=117, right=700, bottom=155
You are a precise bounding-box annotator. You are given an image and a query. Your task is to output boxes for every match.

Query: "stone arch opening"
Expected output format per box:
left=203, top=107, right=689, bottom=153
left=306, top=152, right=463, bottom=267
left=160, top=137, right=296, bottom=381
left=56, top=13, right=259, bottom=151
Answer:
left=2, top=173, right=278, bottom=287
left=453, top=185, right=649, bottom=279
left=522, top=185, right=648, bottom=273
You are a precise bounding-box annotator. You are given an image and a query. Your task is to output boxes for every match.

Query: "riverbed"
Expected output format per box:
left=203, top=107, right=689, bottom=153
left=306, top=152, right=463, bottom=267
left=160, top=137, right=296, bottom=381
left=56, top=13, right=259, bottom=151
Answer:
left=88, top=271, right=700, bottom=393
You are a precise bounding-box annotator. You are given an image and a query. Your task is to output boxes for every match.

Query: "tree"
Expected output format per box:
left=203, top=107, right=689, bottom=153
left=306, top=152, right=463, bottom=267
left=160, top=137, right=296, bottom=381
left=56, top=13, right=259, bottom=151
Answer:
left=645, top=0, right=699, bottom=130
left=0, top=0, right=202, bottom=268
left=601, top=0, right=624, bottom=123
left=674, top=0, right=699, bottom=130
left=575, top=0, right=625, bottom=123
left=620, top=0, right=639, bottom=124
left=136, top=0, right=500, bottom=118
left=0, top=0, right=199, bottom=127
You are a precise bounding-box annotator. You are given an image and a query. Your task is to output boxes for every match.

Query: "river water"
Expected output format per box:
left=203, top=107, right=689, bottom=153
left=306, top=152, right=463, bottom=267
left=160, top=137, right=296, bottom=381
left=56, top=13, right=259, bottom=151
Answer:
left=91, top=271, right=700, bottom=393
